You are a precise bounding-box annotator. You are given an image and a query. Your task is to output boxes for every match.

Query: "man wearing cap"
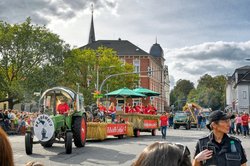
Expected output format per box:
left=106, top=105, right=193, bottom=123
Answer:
left=192, top=110, right=247, bottom=166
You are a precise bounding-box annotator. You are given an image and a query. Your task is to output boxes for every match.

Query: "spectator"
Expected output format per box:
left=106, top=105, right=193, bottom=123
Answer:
left=168, top=113, right=174, bottom=128
left=197, top=113, right=202, bottom=130
left=132, top=142, right=191, bottom=166
left=241, top=112, right=249, bottom=138
left=160, top=112, right=168, bottom=139
left=4, top=110, right=10, bottom=131
left=229, top=113, right=236, bottom=135
left=235, top=113, right=242, bottom=135
left=8, top=110, right=16, bottom=130
left=0, top=109, right=4, bottom=129
left=0, top=127, right=14, bottom=166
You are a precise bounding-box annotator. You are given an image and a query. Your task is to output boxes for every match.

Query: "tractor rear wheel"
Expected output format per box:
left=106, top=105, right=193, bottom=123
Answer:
left=73, top=115, right=87, bottom=147
left=25, top=132, right=33, bottom=155
left=65, top=132, right=72, bottom=154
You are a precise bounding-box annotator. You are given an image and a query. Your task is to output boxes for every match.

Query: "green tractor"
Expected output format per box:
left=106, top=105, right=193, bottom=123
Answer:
left=25, top=87, right=87, bottom=155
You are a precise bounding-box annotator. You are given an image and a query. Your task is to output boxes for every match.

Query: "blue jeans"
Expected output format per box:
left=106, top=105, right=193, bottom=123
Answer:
left=243, top=125, right=249, bottom=136
left=110, top=113, right=116, bottom=122
left=161, top=126, right=167, bottom=139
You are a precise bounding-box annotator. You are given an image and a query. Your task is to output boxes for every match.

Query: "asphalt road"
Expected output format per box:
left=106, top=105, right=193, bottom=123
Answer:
left=9, top=128, right=250, bottom=166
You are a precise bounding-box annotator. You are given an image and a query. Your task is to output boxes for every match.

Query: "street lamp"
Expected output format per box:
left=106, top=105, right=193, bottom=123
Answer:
left=96, top=65, right=115, bottom=92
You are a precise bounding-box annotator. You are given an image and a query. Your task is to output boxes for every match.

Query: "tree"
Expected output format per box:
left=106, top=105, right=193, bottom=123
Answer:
left=195, top=74, right=227, bottom=110
left=197, top=74, right=214, bottom=89
left=170, top=79, right=194, bottom=110
left=0, top=18, right=70, bottom=108
left=62, top=47, right=138, bottom=105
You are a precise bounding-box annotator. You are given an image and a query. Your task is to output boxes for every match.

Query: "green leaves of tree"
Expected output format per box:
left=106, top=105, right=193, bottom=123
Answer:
left=62, top=47, right=138, bottom=105
left=0, top=18, right=69, bottom=108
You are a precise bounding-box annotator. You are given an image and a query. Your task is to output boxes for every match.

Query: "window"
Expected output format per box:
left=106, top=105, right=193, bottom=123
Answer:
left=133, top=59, right=140, bottom=73
left=243, top=91, right=247, bottom=99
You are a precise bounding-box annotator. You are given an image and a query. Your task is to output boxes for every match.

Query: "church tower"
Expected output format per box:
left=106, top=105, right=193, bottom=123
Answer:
left=88, top=4, right=95, bottom=44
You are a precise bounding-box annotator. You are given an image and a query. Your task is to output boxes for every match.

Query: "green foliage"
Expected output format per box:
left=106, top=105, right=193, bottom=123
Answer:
left=186, top=74, right=226, bottom=110
left=171, top=74, right=227, bottom=111
left=62, top=46, right=139, bottom=105
left=170, top=79, right=194, bottom=110
left=0, top=18, right=70, bottom=108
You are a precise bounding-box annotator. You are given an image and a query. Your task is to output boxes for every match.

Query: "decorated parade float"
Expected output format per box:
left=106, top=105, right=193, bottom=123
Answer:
left=86, top=87, right=161, bottom=140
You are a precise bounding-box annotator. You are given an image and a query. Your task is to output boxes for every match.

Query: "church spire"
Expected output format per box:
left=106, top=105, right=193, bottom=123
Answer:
left=88, top=4, right=95, bottom=44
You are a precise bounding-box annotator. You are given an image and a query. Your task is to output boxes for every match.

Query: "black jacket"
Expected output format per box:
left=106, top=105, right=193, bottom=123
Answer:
left=194, top=132, right=247, bottom=166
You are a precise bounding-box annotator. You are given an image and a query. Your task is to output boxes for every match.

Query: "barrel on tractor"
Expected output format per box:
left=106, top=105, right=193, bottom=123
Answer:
left=25, top=87, right=87, bottom=155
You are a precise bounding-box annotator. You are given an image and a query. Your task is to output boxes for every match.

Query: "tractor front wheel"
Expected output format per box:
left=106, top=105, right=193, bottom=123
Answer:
left=73, top=115, right=87, bottom=147
left=65, top=132, right=72, bottom=154
left=41, top=137, right=54, bottom=148
left=25, top=132, right=33, bottom=155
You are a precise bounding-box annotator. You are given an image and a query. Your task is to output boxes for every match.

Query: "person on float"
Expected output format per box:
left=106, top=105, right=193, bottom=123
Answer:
left=144, top=104, right=150, bottom=114
left=135, top=103, right=142, bottom=114
left=98, top=102, right=106, bottom=120
left=57, top=97, right=70, bottom=115
left=108, top=102, right=116, bottom=122
left=125, top=103, right=132, bottom=113
left=193, top=110, right=247, bottom=166
left=139, top=103, right=144, bottom=114
left=150, top=104, right=157, bottom=115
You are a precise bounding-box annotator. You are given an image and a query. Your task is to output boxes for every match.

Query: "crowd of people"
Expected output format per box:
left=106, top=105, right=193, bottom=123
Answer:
left=96, top=102, right=158, bottom=123
left=228, top=112, right=250, bottom=138
left=0, top=109, right=36, bottom=135
left=98, top=102, right=157, bottom=115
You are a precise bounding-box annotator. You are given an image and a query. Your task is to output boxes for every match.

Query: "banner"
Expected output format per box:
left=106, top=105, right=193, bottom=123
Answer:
left=143, top=120, right=158, bottom=129
left=107, top=124, right=127, bottom=135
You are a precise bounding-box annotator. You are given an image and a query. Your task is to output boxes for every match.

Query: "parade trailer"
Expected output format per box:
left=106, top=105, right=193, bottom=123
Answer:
left=86, top=122, right=134, bottom=140
left=25, top=87, right=87, bottom=155
left=85, top=113, right=160, bottom=140
left=118, top=113, right=160, bottom=137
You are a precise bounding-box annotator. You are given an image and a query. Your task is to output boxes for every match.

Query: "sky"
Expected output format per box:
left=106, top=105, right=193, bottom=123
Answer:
left=1, top=0, right=250, bottom=88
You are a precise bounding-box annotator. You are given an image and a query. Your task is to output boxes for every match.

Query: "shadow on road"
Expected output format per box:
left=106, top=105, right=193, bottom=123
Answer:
left=35, top=145, right=135, bottom=165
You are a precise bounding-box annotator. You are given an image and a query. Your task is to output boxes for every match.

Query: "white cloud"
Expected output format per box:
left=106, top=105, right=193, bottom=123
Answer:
left=1, top=0, right=250, bottom=88
left=166, top=41, right=250, bottom=87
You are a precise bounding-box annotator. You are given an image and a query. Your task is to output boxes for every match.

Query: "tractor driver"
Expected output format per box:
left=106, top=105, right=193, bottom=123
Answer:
left=57, top=97, right=70, bottom=115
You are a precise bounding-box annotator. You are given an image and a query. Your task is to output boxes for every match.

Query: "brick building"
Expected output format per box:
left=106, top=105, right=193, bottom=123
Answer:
left=80, top=10, right=170, bottom=112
